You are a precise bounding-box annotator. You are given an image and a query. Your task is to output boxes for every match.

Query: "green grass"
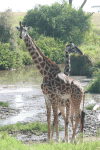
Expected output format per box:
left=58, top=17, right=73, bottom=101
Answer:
left=86, top=75, right=100, bottom=93
left=13, top=12, right=26, bottom=26
left=0, top=132, right=100, bottom=150
left=92, top=13, right=100, bottom=28
left=85, top=105, right=95, bottom=110
left=0, top=101, right=9, bottom=107
left=0, top=122, right=63, bottom=133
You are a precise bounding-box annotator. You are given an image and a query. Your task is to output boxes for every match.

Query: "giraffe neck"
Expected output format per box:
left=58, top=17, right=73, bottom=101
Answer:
left=64, top=51, right=70, bottom=76
left=23, top=34, right=61, bottom=77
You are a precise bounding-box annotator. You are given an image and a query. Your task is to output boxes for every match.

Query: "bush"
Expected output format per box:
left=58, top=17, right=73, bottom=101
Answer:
left=36, top=35, right=65, bottom=63
left=23, top=2, right=91, bottom=45
left=0, top=9, right=13, bottom=43
left=70, top=55, right=94, bottom=77
left=87, top=70, right=100, bottom=93
left=0, top=42, right=13, bottom=70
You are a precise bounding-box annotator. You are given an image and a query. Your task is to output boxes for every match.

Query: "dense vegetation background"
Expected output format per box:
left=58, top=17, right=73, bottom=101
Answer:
left=0, top=2, right=100, bottom=80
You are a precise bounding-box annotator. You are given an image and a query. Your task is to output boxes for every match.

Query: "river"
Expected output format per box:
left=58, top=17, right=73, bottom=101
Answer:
left=0, top=64, right=100, bottom=126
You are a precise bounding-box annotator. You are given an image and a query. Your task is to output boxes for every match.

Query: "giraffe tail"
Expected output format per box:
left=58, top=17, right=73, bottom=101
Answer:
left=83, top=91, right=85, bottom=111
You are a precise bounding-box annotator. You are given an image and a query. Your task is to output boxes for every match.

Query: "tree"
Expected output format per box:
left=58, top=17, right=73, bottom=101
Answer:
left=23, top=2, right=91, bottom=44
left=0, top=9, right=13, bottom=43
left=69, top=0, right=73, bottom=6
left=91, top=6, right=100, bottom=12
left=80, top=0, right=87, bottom=9
left=67, top=0, right=87, bottom=9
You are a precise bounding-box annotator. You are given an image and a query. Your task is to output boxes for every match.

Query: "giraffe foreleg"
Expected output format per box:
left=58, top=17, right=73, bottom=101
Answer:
left=44, top=95, right=52, bottom=142
left=52, top=101, right=59, bottom=141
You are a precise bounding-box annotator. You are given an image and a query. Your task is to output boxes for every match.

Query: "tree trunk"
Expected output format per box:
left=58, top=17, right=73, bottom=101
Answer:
left=80, top=0, right=87, bottom=9
left=69, top=0, right=73, bottom=6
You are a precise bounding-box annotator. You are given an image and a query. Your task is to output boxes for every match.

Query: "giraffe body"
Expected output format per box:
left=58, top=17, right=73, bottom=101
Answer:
left=15, top=22, right=85, bottom=142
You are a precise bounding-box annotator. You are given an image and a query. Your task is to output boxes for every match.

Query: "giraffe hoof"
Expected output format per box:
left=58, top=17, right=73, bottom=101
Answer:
left=70, top=139, right=74, bottom=143
left=62, top=138, right=69, bottom=142
left=55, top=138, right=60, bottom=142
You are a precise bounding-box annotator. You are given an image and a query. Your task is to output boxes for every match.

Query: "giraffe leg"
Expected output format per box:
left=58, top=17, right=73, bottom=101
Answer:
left=65, top=99, right=70, bottom=142
left=52, top=106, right=66, bottom=139
left=71, top=104, right=74, bottom=130
left=59, top=106, right=66, bottom=122
left=71, top=108, right=81, bottom=142
left=44, top=95, right=52, bottom=142
left=52, top=101, right=59, bottom=141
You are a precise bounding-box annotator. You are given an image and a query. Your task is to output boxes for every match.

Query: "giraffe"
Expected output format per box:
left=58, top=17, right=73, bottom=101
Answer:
left=15, top=22, right=85, bottom=142
left=52, top=41, right=84, bottom=139
left=64, top=41, right=83, bottom=76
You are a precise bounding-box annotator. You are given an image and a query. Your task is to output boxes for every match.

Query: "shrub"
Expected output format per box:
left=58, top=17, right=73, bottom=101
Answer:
left=70, top=54, right=93, bottom=77
left=36, top=35, right=65, bottom=63
left=23, top=2, right=91, bottom=45
left=87, top=70, right=100, bottom=93
left=0, top=42, right=13, bottom=70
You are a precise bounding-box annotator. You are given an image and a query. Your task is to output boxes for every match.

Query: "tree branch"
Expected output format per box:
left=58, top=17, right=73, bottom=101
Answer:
left=69, top=0, right=73, bottom=6
left=80, top=0, right=87, bottom=9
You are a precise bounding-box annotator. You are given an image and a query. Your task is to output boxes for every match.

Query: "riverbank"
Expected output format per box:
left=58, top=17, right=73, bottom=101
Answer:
left=0, top=105, right=100, bottom=143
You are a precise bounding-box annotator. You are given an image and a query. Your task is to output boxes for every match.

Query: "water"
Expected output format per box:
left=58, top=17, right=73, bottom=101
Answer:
left=0, top=65, right=100, bottom=125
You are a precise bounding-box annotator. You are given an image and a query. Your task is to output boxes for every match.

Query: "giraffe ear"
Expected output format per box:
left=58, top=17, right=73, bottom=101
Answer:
left=15, top=26, right=20, bottom=31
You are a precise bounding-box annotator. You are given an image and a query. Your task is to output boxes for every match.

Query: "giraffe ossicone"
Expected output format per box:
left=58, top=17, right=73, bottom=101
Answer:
left=15, top=22, right=85, bottom=142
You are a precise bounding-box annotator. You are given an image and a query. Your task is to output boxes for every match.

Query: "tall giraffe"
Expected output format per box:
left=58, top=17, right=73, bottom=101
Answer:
left=15, top=22, right=85, bottom=142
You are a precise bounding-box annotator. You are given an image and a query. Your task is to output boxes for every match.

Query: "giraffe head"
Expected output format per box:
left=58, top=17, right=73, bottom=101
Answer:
left=15, top=21, right=31, bottom=40
left=65, top=41, right=83, bottom=55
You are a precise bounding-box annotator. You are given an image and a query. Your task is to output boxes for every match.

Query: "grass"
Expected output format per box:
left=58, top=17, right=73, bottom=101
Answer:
left=0, top=101, right=9, bottom=107
left=13, top=12, right=26, bottom=26
left=0, top=132, right=100, bottom=150
left=86, top=75, right=100, bottom=93
left=0, top=122, right=63, bottom=133
left=92, top=13, right=100, bottom=28
left=85, top=105, right=95, bottom=110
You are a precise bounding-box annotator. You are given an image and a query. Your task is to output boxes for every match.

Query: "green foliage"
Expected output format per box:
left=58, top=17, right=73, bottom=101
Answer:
left=23, top=2, right=91, bottom=44
left=0, top=42, right=13, bottom=70
left=0, top=9, right=14, bottom=43
left=0, top=132, right=100, bottom=150
left=87, top=70, right=100, bottom=93
left=70, top=55, right=94, bottom=77
left=17, top=38, right=33, bottom=65
left=0, top=122, right=62, bottom=133
left=0, top=132, right=30, bottom=150
left=36, top=35, right=65, bottom=63
left=85, top=105, right=95, bottom=110
left=0, top=102, right=9, bottom=107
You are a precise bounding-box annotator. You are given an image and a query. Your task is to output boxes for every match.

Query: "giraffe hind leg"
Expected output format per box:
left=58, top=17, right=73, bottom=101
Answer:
left=52, top=106, right=66, bottom=138
left=52, top=105, right=66, bottom=139
left=65, top=99, right=70, bottom=142
left=71, top=108, right=81, bottom=143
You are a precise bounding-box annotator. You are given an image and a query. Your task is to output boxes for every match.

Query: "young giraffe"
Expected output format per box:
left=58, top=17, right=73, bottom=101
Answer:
left=15, top=22, right=85, bottom=142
